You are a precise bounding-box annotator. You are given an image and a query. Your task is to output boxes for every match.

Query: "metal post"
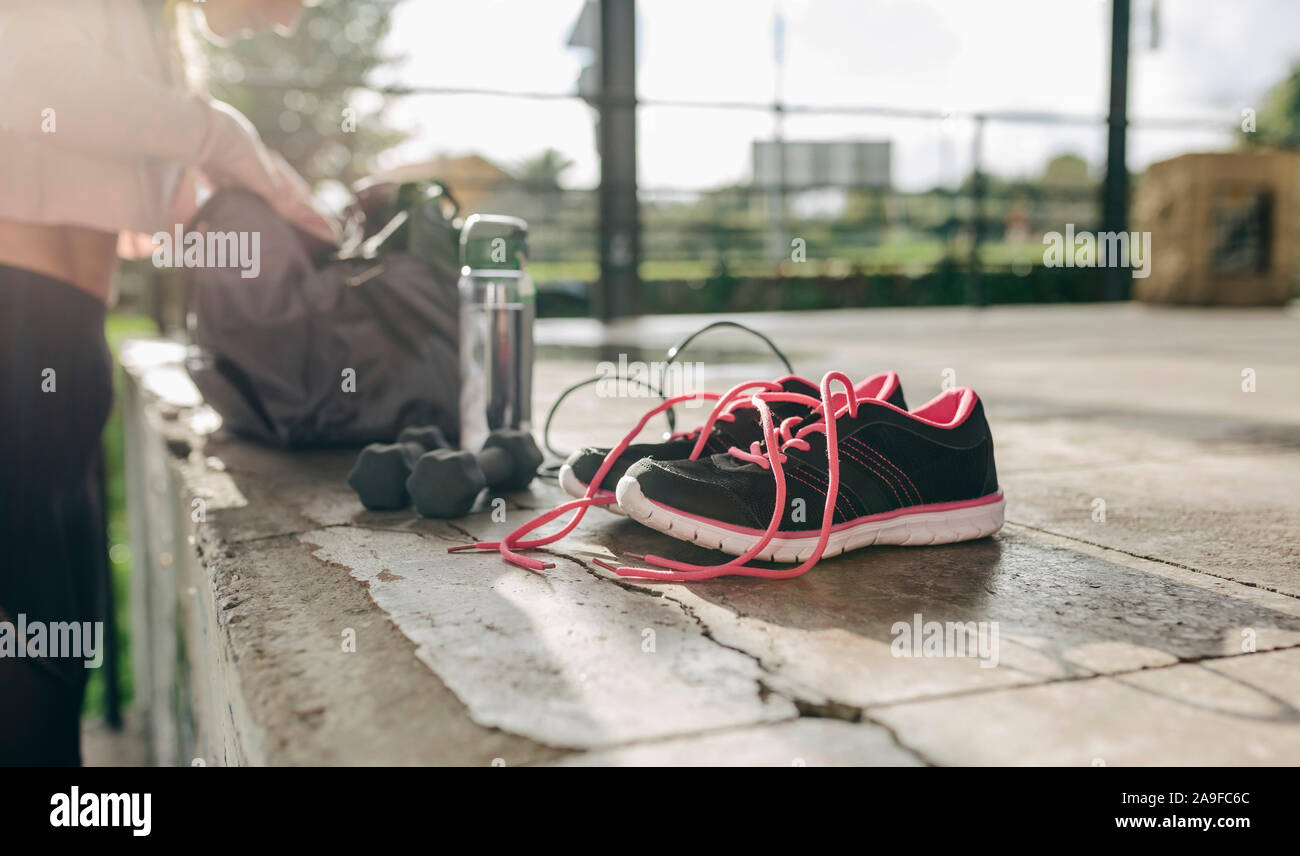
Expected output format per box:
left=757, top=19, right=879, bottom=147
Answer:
left=596, top=0, right=639, bottom=320
left=966, top=114, right=985, bottom=307
left=1103, top=0, right=1131, bottom=301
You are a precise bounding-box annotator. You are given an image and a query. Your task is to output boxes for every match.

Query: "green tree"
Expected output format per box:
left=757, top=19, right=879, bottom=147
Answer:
left=1241, top=67, right=1300, bottom=148
left=202, top=0, right=407, bottom=185
left=1040, top=153, right=1092, bottom=189
left=514, top=149, right=575, bottom=191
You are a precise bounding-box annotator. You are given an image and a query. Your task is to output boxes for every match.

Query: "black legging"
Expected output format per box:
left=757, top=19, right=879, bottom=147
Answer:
left=0, top=265, right=112, bottom=765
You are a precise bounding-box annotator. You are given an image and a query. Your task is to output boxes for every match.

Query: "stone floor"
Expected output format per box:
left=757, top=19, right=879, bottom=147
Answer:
left=104, top=303, right=1300, bottom=765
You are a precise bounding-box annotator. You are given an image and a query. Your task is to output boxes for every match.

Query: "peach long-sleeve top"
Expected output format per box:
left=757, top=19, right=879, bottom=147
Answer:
left=0, top=0, right=216, bottom=243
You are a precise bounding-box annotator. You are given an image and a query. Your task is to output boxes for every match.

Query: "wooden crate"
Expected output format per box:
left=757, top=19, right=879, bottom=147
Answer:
left=1133, top=148, right=1300, bottom=305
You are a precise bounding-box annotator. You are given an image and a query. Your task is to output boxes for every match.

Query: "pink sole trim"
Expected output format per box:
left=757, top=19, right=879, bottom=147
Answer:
left=616, top=477, right=1004, bottom=562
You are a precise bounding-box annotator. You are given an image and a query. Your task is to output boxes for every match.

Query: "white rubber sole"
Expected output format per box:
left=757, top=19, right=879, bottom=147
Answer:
left=615, top=476, right=1004, bottom=563
left=559, top=464, right=628, bottom=515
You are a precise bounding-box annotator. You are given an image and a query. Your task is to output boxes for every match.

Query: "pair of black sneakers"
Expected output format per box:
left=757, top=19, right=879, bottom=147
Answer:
left=561, top=371, right=1003, bottom=580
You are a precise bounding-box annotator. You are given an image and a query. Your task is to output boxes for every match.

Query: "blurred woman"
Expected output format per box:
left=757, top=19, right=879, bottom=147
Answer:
left=0, top=0, right=336, bottom=765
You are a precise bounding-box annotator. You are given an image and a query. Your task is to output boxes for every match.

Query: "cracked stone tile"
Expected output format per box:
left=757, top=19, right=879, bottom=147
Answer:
left=191, top=439, right=563, bottom=542
left=179, top=447, right=349, bottom=542
left=301, top=526, right=795, bottom=749
left=991, top=416, right=1288, bottom=475
left=198, top=537, right=560, bottom=765
left=548, top=719, right=923, bottom=766
left=567, top=522, right=1300, bottom=710
left=1003, top=449, right=1300, bottom=596
left=871, top=647, right=1300, bottom=766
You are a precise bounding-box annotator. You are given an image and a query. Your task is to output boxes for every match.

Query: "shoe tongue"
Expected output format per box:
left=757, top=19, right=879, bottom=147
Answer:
left=703, top=377, right=817, bottom=449
left=761, top=376, right=819, bottom=422
left=772, top=376, right=830, bottom=426
left=778, top=376, right=818, bottom=397
left=708, top=376, right=823, bottom=448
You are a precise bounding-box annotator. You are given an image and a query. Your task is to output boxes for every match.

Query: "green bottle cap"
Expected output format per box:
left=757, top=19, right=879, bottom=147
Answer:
left=460, top=214, right=529, bottom=273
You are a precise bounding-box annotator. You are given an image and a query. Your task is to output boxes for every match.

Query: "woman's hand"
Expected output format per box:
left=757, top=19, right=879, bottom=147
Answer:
left=199, top=101, right=340, bottom=245
left=263, top=150, right=343, bottom=245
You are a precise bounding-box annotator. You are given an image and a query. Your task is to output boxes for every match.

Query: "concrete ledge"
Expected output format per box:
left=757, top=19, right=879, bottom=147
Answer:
left=119, top=304, right=1300, bottom=765
left=120, top=341, right=562, bottom=765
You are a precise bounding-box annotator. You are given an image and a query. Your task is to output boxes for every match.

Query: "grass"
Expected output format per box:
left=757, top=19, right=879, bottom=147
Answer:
left=528, top=240, right=1048, bottom=284
left=82, top=313, right=159, bottom=720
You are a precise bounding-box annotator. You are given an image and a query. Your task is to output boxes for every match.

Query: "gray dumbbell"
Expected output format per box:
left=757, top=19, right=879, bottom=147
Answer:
left=346, top=425, right=451, bottom=510
left=407, top=429, right=544, bottom=518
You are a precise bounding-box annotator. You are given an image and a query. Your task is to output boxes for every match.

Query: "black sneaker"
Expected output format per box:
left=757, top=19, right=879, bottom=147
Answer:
left=559, top=372, right=907, bottom=512
left=611, top=381, right=1003, bottom=580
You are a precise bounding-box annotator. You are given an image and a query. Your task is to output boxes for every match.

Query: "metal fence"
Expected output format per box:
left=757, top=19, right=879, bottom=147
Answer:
left=222, top=0, right=1236, bottom=318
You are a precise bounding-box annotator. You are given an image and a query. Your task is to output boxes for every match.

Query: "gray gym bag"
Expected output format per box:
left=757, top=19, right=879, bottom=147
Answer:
left=183, top=188, right=461, bottom=448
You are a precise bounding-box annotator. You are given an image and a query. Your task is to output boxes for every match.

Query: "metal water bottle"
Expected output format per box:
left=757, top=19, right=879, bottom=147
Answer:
left=457, top=214, right=535, bottom=451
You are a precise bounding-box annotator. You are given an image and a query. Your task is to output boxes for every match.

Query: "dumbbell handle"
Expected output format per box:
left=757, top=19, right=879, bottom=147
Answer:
left=396, top=441, right=432, bottom=470
left=474, top=446, right=513, bottom=487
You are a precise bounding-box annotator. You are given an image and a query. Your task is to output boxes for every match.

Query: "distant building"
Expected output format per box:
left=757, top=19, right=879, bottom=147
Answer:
left=367, top=154, right=511, bottom=213
left=753, top=139, right=893, bottom=232
left=752, top=140, right=892, bottom=190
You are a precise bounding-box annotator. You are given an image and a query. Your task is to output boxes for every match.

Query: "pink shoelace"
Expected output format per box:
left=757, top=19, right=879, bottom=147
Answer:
left=452, top=371, right=859, bottom=582
left=596, top=370, right=858, bottom=581
left=449, top=378, right=826, bottom=571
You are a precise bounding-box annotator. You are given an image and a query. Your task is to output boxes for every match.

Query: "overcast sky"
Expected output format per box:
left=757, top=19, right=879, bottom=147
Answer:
left=372, top=0, right=1299, bottom=191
